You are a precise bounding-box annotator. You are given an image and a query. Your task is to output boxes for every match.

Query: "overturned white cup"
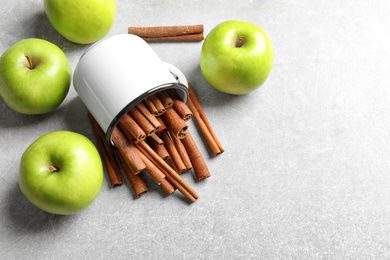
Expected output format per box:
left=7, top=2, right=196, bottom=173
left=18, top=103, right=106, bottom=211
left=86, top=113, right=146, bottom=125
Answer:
left=73, top=34, right=188, bottom=144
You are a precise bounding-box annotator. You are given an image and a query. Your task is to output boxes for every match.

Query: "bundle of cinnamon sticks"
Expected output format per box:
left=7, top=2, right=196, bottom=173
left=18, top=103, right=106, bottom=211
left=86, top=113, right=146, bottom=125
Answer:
left=88, top=83, right=223, bottom=203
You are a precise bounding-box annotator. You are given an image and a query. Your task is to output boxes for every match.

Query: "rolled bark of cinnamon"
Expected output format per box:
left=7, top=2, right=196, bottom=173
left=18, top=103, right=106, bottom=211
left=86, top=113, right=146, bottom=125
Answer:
left=156, top=116, right=168, bottom=136
left=140, top=33, right=204, bottom=42
left=144, top=98, right=159, bottom=116
left=160, top=178, right=175, bottom=195
left=134, top=146, right=165, bottom=185
left=162, top=108, right=188, bottom=139
left=148, top=136, right=169, bottom=161
left=158, top=91, right=174, bottom=110
left=148, top=133, right=164, bottom=145
left=87, top=112, right=123, bottom=187
left=136, top=102, right=161, bottom=130
left=148, top=94, right=166, bottom=116
left=169, top=130, right=192, bottom=171
left=161, top=131, right=187, bottom=173
left=118, top=112, right=146, bottom=143
left=181, top=131, right=211, bottom=181
left=128, top=25, right=204, bottom=42
left=129, top=107, right=157, bottom=136
left=116, top=150, right=148, bottom=197
left=111, top=127, right=146, bottom=175
left=173, top=99, right=193, bottom=121
left=187, top=97, right=221, bottom=156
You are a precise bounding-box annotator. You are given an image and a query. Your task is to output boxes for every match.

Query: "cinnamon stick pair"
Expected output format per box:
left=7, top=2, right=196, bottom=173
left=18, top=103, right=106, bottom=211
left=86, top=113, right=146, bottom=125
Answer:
left=128, top=24, right=204, bottom=42
left=188, top=83, right=224, bottom=156
left=161, top=130, right=192, bottom=174
left=88, top=113, right=123, bottom=187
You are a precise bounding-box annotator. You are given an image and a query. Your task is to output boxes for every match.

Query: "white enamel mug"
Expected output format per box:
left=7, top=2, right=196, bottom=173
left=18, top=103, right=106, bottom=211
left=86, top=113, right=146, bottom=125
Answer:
left=73, top=34, right=188, bottom=144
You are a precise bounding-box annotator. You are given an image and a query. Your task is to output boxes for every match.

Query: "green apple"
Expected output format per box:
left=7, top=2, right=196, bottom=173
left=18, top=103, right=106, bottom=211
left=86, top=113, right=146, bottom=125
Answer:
left=0, top=38, right=71, bottom=114
left=200, top=20, right=274, bottom=95
left=44, top=0, right=116, bottom=44
left=19, top=131, right=104, bottom=215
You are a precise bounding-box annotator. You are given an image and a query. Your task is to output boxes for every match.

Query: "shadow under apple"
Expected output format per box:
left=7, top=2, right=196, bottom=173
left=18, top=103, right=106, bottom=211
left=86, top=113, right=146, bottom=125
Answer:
left=5, top=182, right=76, bottom=234
left=0, top=97, right=62, bottom=129
left=24, top=10, right=81, bottom=53
left=57, top=96, right=91, bottom=137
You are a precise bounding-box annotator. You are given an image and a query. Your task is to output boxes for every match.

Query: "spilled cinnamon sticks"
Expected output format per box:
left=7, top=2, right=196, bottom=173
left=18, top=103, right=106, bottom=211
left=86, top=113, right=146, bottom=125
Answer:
left=128, top=24, right=204, bottom=42
left=88, top=86, right=223, bottom=203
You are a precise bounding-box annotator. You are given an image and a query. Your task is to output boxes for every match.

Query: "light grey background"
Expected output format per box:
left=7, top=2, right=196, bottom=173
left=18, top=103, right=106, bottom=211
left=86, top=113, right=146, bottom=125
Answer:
left=1, top=0, right=390, bottom=259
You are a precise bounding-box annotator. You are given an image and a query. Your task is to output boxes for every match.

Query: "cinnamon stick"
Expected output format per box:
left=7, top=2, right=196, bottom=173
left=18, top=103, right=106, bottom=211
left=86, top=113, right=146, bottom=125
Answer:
left=162, top=108, right=188, bottom=139
left=148, top=136, right=169, bottom=161
left=161, top=131, right=187, bottom=173
left=187, top=97, right=221, bottom=156
left=87, top=112, right=123, bottom=187
left=188, top=82, right=224, bottom=155
left=136, top=102, right=161, bottom=130
left=181, top=131, right=211, bottom=181
left=157, top=91, right=174, bottom=110
left=143, top=98, right=159, bottom=116
left=127, top=24, right=204, bottom=39
left=111, top=127, right=146, bottom=174
left=169, top=130, right=192, bottom=171
left=160, top=178, right=175, bottom=195
left=118, top=112, right=146, bottom=143
left=129, top=107, right=157, bottom=136
left=148, top=94, right=166, bottom=116
left=134, top=146, right=165, bottom=185
left=155, top=116, right=168, bottom=136
left=116, top=150, right=148, bottom=197
left=149, top=132, right=164, bottom=145
left=173, top=99, right=193, bottom=121
left=141, top=33, right=204, bottom=42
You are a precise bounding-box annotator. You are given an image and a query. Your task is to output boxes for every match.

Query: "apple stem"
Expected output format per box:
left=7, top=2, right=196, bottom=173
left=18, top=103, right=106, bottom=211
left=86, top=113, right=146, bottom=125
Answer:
left=24, top=53, right=34, bottom=70
left=236, top=36, right=246, bottom=48
left=49, top=165, right=60, bottom=173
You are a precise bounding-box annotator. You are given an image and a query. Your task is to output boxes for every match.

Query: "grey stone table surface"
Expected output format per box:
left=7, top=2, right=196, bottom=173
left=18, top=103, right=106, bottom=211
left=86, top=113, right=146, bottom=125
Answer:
left=1, top=0, right=390, bottom=259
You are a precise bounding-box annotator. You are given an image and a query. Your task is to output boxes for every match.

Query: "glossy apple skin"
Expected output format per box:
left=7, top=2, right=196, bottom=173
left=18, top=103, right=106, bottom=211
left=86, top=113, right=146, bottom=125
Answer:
left=0, top=38, right=71, bottom=114
left=19, top=131, right=104, bottom=215
left=200, top=20, right=273, bottom=95
left=44, top=0, right=116, bottom=44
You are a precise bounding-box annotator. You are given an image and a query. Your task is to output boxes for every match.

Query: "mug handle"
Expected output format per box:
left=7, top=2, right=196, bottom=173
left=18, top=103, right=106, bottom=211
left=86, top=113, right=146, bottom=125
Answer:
left=164, top=62, right=188, bottom=88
